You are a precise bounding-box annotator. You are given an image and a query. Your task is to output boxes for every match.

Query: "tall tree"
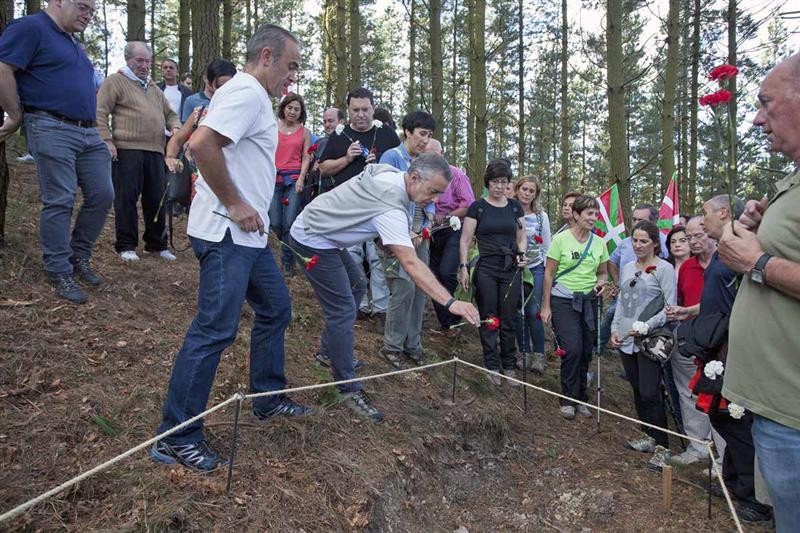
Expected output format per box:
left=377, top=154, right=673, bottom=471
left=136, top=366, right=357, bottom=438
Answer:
left=726, top=0, right=737, bottom=191
left=0, top=0, right=12, bottom=246
left=406, top=0, right=417, bottom=112
left=467, top=0, right=486, bottom=192
left=606, top=0, right=632, bottom=227
left=660, top=0, right=680, bottom=190
left=348, top=0, right=361, bottom=89
left=429, top=0, right=443, bottom=136
left=191, top=0, right=219, bottom=93
left=127, top=0, right=146, bottom=41
left=516, top=0, right=524, bottom=174
left=687, top=0, right=700, bottom=212
left=26, top=0, right=39, bottom=15
left=222, top=0, right=232, bottom=59
left=558, top=0, right=569, bottom=200
left=448, top=0, right=460, bottom=164
left=178, top=0, right=190, bottom=80
left=322, top=0, right=335, bottom=107
left=334, top=0, right=348, bottom=106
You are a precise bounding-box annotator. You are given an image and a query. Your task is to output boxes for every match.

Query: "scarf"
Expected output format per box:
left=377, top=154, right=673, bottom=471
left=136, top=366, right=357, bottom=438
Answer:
left=118, top=65, right=150, bottom=91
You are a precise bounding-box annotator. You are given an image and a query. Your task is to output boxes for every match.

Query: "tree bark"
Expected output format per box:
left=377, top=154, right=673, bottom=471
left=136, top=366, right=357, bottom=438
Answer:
left=558, top=0, right=569, bottom=200
left=407, top=0, right=417, bottom=113
left=334, top=0, right=348, bottom=107
left=448, top=0, right=459, bottom=164
left=607, top=0, right=631, bottom=228
left=222, top=0, right=232, bottom=59
left=191, top=0, right=219, bottom=94
left=348, top=0, right=361, bottom=89
left=660, top=0, right=680, bottom=191
left=244, top=0, right=251, bottom=42
left=127, top=0, right=146, bottom=41
left=688, top=0, right=700, bottom=212
left=323, top=0, right=334, bottom=107
left=149, top=0, right=156, bottom=79
left=179, top=0, right=190, bottom=81
left=26, top=0, right=39, bottom=15
left=727, top=0, right=737, bottom=192
left=430, top=0, right=443, bottom=137
left=517, top=0, right=524, bottom=175
left=0, top=0, right=12, bottom=246
left=467, top=0, right=486, bottom=194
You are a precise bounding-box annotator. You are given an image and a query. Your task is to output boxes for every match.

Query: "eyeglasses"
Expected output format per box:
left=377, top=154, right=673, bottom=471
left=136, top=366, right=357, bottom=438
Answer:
left=629, top=271, right=643, bottom=288
left=670, top=237, right=688, bottom=245
left=686, top=233, right=706, bottom=242
left=68, top=0, right=96, bottom=15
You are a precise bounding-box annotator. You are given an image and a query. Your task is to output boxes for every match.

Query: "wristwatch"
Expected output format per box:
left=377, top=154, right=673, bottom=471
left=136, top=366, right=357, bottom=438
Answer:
left=749, top=253, right=773, bottom=285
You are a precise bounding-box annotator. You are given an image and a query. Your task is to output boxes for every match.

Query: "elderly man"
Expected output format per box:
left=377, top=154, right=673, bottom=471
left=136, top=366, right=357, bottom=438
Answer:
left=720, top=53, right=800, bottom=531
left=151, top=25, right=310, bottom=473
left=0, top=0, right=114, bottom=304
left=97, top=41, right=181, bottom=262
left=290, top=153, right=480, bottom=422
left=157, top=58, right=192, bottom=119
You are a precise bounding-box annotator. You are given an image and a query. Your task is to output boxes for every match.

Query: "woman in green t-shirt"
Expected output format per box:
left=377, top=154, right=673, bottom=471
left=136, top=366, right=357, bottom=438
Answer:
left=540, top=195, right=609, bottom=420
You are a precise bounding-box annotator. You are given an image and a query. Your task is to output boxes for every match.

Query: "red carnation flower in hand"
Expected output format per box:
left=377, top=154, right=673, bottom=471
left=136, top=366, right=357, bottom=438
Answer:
left=555, top=347, right=567, bottom=357
left=709, top=64, right=739, bottom=81
left=304, top=254, right=319, bottom=271
left=307, top=143, right=320, bottom=155
left=484, top=316, right=500, bottom=331
left=645, top=265, right=657, bottom=274
left=534, top=235, right=543, bottom=244
left=281, top=197, right=290, bottom=206
left=699, top=89, right=732, bottom=107
left=421, top=227, right=431, bottom=240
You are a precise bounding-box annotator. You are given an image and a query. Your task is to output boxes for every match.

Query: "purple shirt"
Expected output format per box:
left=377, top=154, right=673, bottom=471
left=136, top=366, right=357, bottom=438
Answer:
left=436, top=165, right=475, bottom=216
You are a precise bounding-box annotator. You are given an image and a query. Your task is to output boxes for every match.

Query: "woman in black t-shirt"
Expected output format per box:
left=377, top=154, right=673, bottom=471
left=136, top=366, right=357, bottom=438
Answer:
left=458, top=159, right=527, bottom=384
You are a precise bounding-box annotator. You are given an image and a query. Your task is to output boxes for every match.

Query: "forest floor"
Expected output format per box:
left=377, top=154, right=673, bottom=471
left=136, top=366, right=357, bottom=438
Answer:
left=0, top=150, right=756, bottom=532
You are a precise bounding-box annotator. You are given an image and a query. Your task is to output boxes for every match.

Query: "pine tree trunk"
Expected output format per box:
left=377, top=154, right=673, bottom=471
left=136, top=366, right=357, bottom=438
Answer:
left=348, top=0, right=361, bottom=89
left=149, top=0, right=156, bottom=79
left=465, top=0, right=474, bottom=178
left=222, top=0, right=232, bottom=59
left=467, top=0, right=486, bottom=193
left=688, top=0, right=700, bottom=212
left=429, top=0, right=443, bottom=137
left=0, top=0, right=12, bottom=246
left=334, top=0, right=348, bottom=107
left=727, top=0, right=737, bottom=192
left=191, top=0, right=219, bottom=94
left=323, top=0, right=334, bottom=107
left=178, top=0, right=190, bottom=82
left=102, top=0, right=110, bottom=75
left=407, top=0, right=417, bottom=113
left=244, top=0, right=251, bottom=41
left=607, top=0, right=631, bottom=227
left=448, top=0, right=459, bottom=164
left=517, top=0, right=524, bottom=174
left=660, top=0, right=680, bottom=191
left=26, top=0, right=39, bottom=15
left=558, top=0, right=569, bottom=200
left=127, top=0, right=146, bottom=41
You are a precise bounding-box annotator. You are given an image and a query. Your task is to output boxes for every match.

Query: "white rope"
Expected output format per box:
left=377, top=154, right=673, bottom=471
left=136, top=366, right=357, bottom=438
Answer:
left=1, top=356, right=744, bottom=530
left=706, top=443, right=744, bottom=533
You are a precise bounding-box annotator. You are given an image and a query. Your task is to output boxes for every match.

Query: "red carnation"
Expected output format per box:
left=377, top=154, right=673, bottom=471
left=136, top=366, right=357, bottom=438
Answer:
left=645, top=265, right=657, bottom=274
left=709, top=64, right=739, bottom=81
left=281, top=197, right=290, bottom=206
left=534, top=235, right=543, bottom=244
left=421, top=227, right=431, bottom=240
left=485, top=316, right=500, bottom=331
left=555, top=347, right=567, bottom=357
left=699, top=89, right=732, bottom=107
left=305, top=254, right=319, bottom=271
left=307, top=143, right=320, bottom=155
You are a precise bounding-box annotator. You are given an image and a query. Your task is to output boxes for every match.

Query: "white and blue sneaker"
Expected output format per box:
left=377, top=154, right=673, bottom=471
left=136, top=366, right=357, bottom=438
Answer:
left=150, top=439, right=228, bottom=472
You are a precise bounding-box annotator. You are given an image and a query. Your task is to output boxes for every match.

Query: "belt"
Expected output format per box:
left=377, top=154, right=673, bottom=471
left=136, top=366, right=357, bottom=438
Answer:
left=24, top=107, right=96, bottom=128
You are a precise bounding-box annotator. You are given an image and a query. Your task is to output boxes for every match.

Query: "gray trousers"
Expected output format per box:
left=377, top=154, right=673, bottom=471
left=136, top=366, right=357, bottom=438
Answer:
left=348, top=240, right=388, bottom=314
left=383, top=242, right=429, bottom=355
left=671, top=351, right=727, bottom=458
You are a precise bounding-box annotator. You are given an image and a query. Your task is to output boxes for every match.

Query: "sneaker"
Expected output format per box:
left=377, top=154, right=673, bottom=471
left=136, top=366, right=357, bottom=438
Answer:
left=16, top=153, right=35, bottom=162
left=668, top=448, right=710, bottom=466
left=120, top=250, right=140, bottom=262
left=155, top=249, right=177, bottom=261
left=47, top=273, right=87, bottom=304
left=314, top=352, right=364, bottom=372
left=523, top=352, right=547, bottom=374
left=576, top=404, right=592, bottom=417
left=487, top=372, right=503, bottom=387
left=150, top=439, right=228, bottom=472
left=625, top=434, right=656, bottom=453
left=560, top=405, right=576, bottom=420
left=501, top=368, right=521, bottom=387
left=734, top=502, right=773, bottom=525
left=379, top=348, right=407, bottom=370
left=72, top=257, right=101, bottom=286
left=405, top=350, right=426, bottom=366
left=342, top=390, right=384, bottom=422
left=253, top=396, right=315, bottom=419
left=647, top=445, right=672, bottom=472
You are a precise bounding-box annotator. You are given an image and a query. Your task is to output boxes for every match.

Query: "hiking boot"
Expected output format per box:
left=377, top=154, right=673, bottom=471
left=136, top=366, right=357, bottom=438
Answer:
left=487, top=372, right=503, bottom=387
left=734, top=502, right=773, bottom=525
left=560, top=405, right=576, bottom=420
left=668, top=448, right=710, bottom=466
left=647, top=445, right=672, bottom=472
left=150, top=439, right=228, bottom=472
left=576, top=404, right=592, bottom=417
left=625, top=434, right=656, bottom=453
left=405, top=350, right=426, bottom=366
left=48, top=273, right=87, bottom=304
left=342, top=390, right=384, bottom=422
left=379, top=348, right=407, bottom=370
left=253, top=396, right=315, bottom=419
left=72, top=257, right=101, bottom=286
left=314, top=352, right=365, bottom=372
left=523, top=352, right=547, bottom=374
left=501, top=368, right=521, bottom=387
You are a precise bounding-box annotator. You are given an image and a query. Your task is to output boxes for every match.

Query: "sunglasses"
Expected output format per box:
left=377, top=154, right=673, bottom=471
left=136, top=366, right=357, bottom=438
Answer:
left=629, top=271, right=643, bottom=288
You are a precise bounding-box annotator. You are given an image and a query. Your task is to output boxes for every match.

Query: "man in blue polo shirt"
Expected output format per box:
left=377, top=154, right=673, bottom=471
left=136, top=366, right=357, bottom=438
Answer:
left=0, top=0, right=113, bottom=304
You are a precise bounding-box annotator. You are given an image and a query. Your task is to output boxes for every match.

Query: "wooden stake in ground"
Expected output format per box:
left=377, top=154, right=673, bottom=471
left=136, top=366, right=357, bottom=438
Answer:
left=662, top=465, right=673, bottom=512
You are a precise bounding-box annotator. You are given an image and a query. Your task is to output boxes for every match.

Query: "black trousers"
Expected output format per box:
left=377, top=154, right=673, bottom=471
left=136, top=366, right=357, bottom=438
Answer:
left=551, top=295, right=596, bottom=406
left=620, top=351, right=669, bottom=448
left=112, top=149, right=167, bottom=253
left=429, top=227, right=461, bottom=329
left=473, top=258, right=521, bottom=371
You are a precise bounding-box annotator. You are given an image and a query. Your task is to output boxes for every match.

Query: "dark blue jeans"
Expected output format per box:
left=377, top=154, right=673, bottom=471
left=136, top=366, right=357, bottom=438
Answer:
left=515, top=263, right=545, bottom=353
left=157, top=231, right=291, bottom=445
left=268, top=177, right=302, bottom=269
left=292, top=237, right=367, bottom=393
left=23, top=114, right=113, bottom=275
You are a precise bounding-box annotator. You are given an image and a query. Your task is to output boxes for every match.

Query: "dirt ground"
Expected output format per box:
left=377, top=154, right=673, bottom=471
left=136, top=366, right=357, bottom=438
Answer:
left=0, top=154, right=752, bottom=531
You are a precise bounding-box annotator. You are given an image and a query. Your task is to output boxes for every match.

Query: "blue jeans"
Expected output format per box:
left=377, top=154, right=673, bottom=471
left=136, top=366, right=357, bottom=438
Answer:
left=752, top=414, right=800, bottom=530
left=292, top=238, right=366, bottom=393
left=268, top=177, right=302, bottom=268
left=23, top=114, right=113, bottom=275
left=515, top=263, right=545, bottom=353
left=157, top=231, right=291, bottom=444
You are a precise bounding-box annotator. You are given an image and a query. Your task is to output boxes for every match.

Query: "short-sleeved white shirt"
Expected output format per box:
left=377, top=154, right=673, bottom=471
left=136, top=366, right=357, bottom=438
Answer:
left=187, top=72, right=277, bottom=248
left=290, top=171, right=414, bottom=250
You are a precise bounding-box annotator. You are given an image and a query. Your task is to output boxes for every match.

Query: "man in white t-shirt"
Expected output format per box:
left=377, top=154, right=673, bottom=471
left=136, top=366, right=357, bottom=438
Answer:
left=290, top=153, right=481, bottom=422
left=151, top=25, right=309, bottom=473
left=157, top=58, right=191, bottom=120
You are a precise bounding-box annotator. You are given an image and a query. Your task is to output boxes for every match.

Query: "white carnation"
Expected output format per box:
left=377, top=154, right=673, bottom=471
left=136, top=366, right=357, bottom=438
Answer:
left=372, top=119, right=383, bottom=128
left=631, top=321, right=650, bottom=335
left=728, top=403, right=745, bottom=419
left=335, top=124, right=345, bottom=135
left=704, top=360, right=725, bottom=380
left=449, top=216, right=462, bottom=231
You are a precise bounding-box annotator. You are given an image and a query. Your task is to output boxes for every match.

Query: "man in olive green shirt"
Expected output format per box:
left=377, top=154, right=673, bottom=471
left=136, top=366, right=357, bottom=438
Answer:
left=719, top=53, right=800, bottom=532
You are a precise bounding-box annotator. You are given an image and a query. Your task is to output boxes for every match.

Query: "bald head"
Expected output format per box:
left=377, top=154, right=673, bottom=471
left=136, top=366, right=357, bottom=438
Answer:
left=754, top=52, right=800, bottom=163
left=424, top=138, right=443, bottom=156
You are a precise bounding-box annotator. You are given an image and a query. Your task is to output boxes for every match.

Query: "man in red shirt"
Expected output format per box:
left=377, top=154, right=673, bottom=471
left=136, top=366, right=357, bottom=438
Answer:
left=667, top=216, right=726, bottom=466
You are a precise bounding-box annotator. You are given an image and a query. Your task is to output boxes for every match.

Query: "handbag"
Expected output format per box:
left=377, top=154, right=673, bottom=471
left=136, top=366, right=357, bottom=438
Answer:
left=635, top=288, right=675, bottom=364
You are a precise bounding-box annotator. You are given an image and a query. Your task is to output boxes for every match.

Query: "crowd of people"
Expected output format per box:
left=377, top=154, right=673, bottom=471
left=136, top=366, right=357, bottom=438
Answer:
left=1, top=4, right=799, bottom=530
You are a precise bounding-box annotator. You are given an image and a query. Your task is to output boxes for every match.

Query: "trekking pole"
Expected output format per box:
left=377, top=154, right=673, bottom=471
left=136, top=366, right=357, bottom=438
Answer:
left=596, top=297, right=603, bottom=431
left=520, top=267, right=528, bottom=413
